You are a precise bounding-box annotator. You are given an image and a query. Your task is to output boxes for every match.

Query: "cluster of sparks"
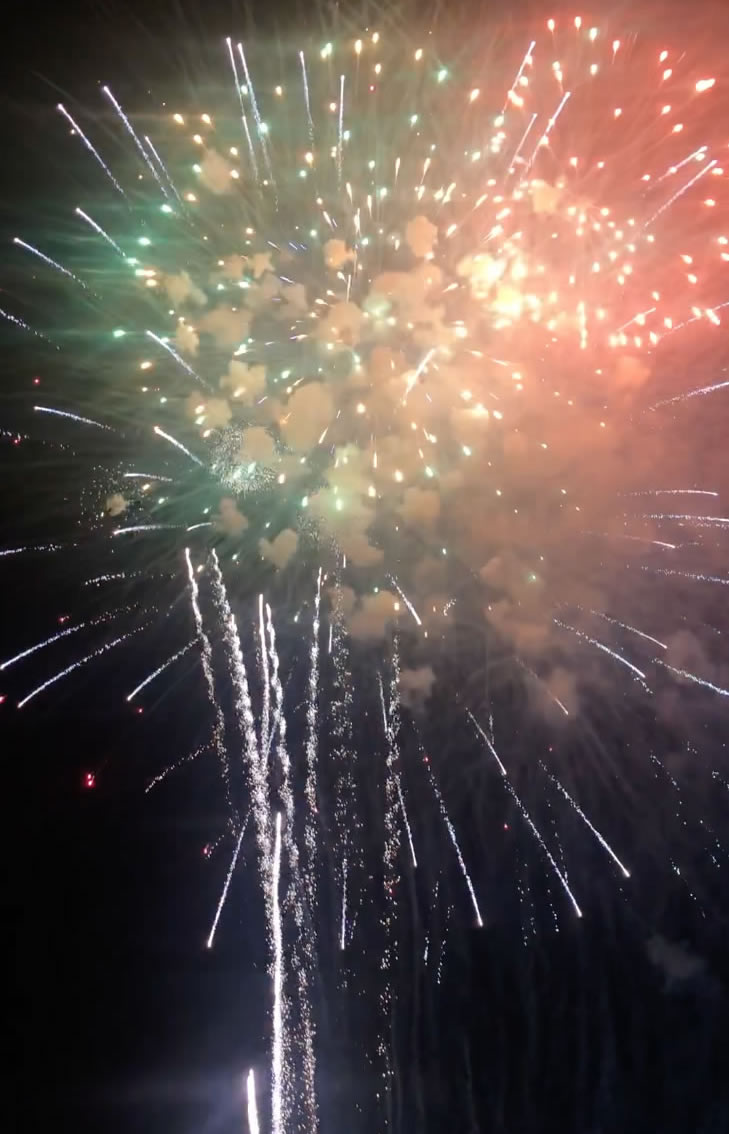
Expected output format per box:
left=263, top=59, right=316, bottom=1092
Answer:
left=4, top=13, right=729, bottom=1133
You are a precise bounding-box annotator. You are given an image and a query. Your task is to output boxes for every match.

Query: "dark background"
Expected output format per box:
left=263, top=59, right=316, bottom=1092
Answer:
left=4, top=2, right=729, bottom=1132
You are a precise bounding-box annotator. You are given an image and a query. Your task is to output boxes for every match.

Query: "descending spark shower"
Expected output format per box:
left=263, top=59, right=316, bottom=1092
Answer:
left=3, top=11, right=729, bottom=1131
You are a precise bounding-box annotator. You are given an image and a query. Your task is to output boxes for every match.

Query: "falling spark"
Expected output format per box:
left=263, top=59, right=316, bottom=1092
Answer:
left=206, top=816, right=249, bottom=948
left=18, top=627, right=145, bottom=708
left=102, top=86, right=169, bottom=195
left=153, top=424, right=204, bottom=465
left=247, top=1069, right=261, bottom=1134
left=340, top=857, right=348, bottom=950
left=57, top=103, right=126, bottom=197
left=424, top=754, right=481, bottom=925
left=653, top=379, right=729, bottom=408
left=656, top=660, right=729, bottom=698
left=472, top=717, right=582, bottom=917
left=590, top=610, right=667, bottom=651
left=34, top=405, right=111, bottom=431
left=388, top=575, right=422, bottom=626
left=271, top=812, right=284, bottom=1134
left=145, top=330, right=210, bottom=388
left=75, top=208, right=126, bottom=257
left=299, top=51, right=315, bottom=144
left=554, top=618, right=650, bottom=689
left=542, top=764, right=631, bottom=876
left=126, top=639, right=196, bottom=701
left=145, top=741, right=209, bottom=793
left=185, top=548, right=236, bottom=827
left=2, top=619, right=89, bottom=671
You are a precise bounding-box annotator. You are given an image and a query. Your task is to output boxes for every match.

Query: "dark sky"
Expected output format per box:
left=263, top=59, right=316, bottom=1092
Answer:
left=4, top=2, right=729, bottom=1133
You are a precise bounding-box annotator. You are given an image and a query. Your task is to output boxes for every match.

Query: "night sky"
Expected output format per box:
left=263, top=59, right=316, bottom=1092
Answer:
left=5, top=2, right=729, bottom=1132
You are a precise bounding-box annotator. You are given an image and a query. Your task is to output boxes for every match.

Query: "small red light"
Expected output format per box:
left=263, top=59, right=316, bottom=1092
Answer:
left=369, top=85, right=375, bottom=92
left=83, top=772, right=96, bottom=789
left=33, top=377, right=41, bottom=386
left=0, top=694, right=6, bottom=705
left=136, top=707, right=144, bottom=715
left=58, top=615, right=69, bottom=624
left=503, top=823, right=509, bottom=830
left=202, top=844, right=211, bottom=857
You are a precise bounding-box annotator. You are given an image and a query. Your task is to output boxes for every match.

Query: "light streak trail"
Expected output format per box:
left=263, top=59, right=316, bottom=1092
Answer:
left=237, top=43, right=275, bottom=183
left=210, top=552, right=268, bottom=855
left=145, top=330, right=210, bottom=388
left=126, top=639, right=196, bottom=701
left=247, top=1069, right=260, bottom=1134
left=153, top=424, right=204, bottom=465
left=304, top=569, right=323, bottom=912
left=113, top=524, right=180, bottom=536
left=645, top=158, right=716, bottom=227
left=643, top=565, right=729, bottom=586
left=652, top=378, right=729, bottom=408
left=516, top=659, right=570, bottom=715
left=590, top=610, right=667, bottom=651
left=0, top=543, right=65, bottom=558
left=271, top=812, right=284, bottom=1134
left=102, top=86, right=169, bottom=195
left=424, top=755, right=481, bottom=925
left=145, top=741, right=208, bottom=793
left=258, top=594, right=271, bottom=763
left=388, top=575, right=422, bottom=626
left=299, top=51, right=315, bottom=144
left=206, top=816, right=248, bottom=949
left=541, top=764, right=631, bottom=877
left=553, top=619, right=650, bottom=690
left=655, top=660, right=729, bottom=698
left=185, top=548, right=236, bottom=827
left=18, top=627, right=144, bottom=709
left=470, top=712, right=583, bottom=917
left=0, top=306, right=52, bottom=344
left=337, top=74, right=345, bottom=185
left=34, top=405, right=111, bottom=431
left=2, top=620, right=87, bottom=670
left=143, top=134, right=182, bottom=202
left=397, top=778, right=418, bottom=868
left=226, top=37, right=258, bottom=179
left=74, top=208, right=125, bottom=257
left=57, top=103, right=126, bottom=197
left=340, top=857, right=348, bottom=950
left=123, top=472, right=174, bottom=482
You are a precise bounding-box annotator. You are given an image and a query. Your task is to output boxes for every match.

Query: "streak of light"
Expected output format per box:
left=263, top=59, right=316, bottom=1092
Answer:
left=206, top=816, right=249, bottom=948
left=34, top=405, right=111, bottom=431
left=126, top=639, right=196, bottom=700
left=541, top=764, right=630, bottom=876
left=57, top=103, right=126, bottom=197
left=18, top=627, right=144, bottom=708
left=153, top=424, right=204, bottom=465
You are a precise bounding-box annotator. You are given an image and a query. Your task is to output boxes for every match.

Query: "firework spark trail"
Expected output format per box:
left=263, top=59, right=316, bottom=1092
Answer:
left=303, top=569, right=323, bottom=910
left=0, top=543, right=65, bottom=558
left=541, top=763, right=630, bottom=877
left=57, top=104, right=126, bottom=197
left=74, top=208, right=125, bottom=257
left=143, top=134, right=183, bottom=203
left=0, top=306, right=53, bottom=344
left=642, top=514, right=729, bottom=526
left=378, top=639, right=402, bottom=1107
left=34, top=405, right=112, bottom=431
left=330, top=587, right=360, bottom=956
left=553, top=618, right=651, bottom=691
left=340, top=856, right=348, bottom=950
left=397, top=778, right=418, bottom=868
left=185, top=548, right=236, bottom=829
left=237, top=43, right=275, bottom=184
left=423, top=755, right=482, bottom=926
left=145, top=740, right=209, bottom=793
left=388, top=575, right=422, bottom=626
left=102, top=87, right=169, bottom=196
left=271, top=812, right=285, bottom=1134
left=502, top=40, right=536, bottom=113
left=643, top=565, right=729, bottom=586
left=470, top=711, right=583, bottom=917
left=113, top=523, right=181, bottom=536
left=337, top=74, right=345, bottom=185
left=123, top=472, right=174, bottom=482
left=653, top=379, right=729, bottom=408
left=625, top=489, right=719, bottom=497
left=258, top=594, right=272, bottom=762
left=526, top=89, right=571, bottom=168
left=652, top=752, right=726, bottom=867
left=266, top=599, right=318, bottom=1134
left=225, top=37, right=259, bottom=179
left=645, top=158, right=717, bottom=227
left=1, top=617, right=94, bottom=671
left=206, top=813, right=249, bottom=949
left=507, top=111, right=538, bottom=171
left=209, top=552, right=270, bottom=860
left=126, top=639, right=196, bottom=701
left=655, top=660, right=729, bottom=698
left=145, top=330, right=210, bottom=389
left=299, top=51, right=315, bottom=145
left=516, top=658, right=569, bottom=715
left=17, top=626, right=146, bottom=708
left=153, top=424, right=204, bottom=465
left=589, top=610, right=667, bottom=651
left=247, top=1070, right=260, bottom=1134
